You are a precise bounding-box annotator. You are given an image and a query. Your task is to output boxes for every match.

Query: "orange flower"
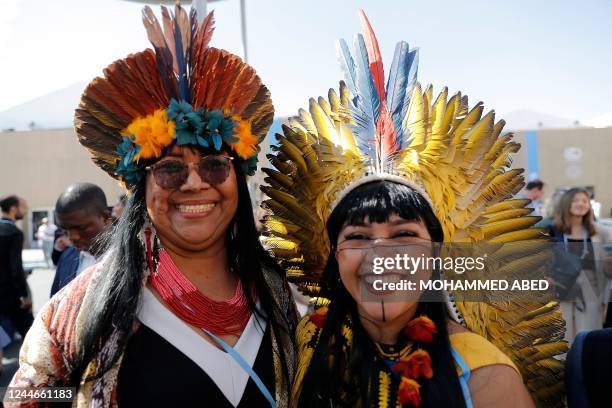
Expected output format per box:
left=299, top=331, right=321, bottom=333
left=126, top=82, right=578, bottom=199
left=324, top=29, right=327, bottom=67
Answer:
left=122, top=109, right=175, bottom=161
left=391, top=349, right=433, bottom=380
left=230, top=116, right=258, bottom=159
left=308, top=306, right=328, bottom=328
left=404, top=316, right=437, bottom=343
left=398, top=377, right=421, bottom=407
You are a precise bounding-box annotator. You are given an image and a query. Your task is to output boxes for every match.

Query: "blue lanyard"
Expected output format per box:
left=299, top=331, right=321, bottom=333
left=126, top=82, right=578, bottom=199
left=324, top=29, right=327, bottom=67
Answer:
left=202, top=328, right=276, bottom=408
left=451, top=347, right=474, bottom=408
left=562, top=232, right=589, bottom=259
left=0, top=219, right=15, bottom=225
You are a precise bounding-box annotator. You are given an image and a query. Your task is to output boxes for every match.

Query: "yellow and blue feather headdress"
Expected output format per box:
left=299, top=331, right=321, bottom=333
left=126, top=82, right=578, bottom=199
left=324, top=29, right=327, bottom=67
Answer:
left=261, top=11, right=567, bottom=406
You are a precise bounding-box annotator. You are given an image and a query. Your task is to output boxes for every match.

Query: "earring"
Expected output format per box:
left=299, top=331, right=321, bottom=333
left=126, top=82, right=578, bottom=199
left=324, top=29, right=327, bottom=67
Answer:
left=139, top=217, right=160, bottom=277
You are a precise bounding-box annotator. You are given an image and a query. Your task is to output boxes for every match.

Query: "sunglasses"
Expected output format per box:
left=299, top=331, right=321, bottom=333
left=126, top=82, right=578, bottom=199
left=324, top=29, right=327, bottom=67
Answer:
left=146, top=155, right=234, bottom=190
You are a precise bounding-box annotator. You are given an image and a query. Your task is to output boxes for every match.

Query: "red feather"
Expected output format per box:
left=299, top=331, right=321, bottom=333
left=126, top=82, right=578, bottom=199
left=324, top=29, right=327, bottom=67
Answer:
left=359, top=10, right=386, bottom=102
left=376, top=102, right=398, bottom=157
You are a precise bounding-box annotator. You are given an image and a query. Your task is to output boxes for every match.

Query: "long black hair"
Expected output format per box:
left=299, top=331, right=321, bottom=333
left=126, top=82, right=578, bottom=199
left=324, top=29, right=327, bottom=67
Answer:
left=70, top=157, right=294, bottom=387
left=298, top=180, right=465, bottom=407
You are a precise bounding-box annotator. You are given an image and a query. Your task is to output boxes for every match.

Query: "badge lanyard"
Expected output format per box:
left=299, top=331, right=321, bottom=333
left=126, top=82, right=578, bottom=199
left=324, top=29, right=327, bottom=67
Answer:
left=562, top=229, right=589, bottom=259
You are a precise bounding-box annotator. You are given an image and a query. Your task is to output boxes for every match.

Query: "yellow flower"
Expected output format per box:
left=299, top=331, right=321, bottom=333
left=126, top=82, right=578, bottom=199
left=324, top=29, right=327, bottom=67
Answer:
left=230, top=116, right=258, bottom=160
left=122, top=109, right=176, bottom=161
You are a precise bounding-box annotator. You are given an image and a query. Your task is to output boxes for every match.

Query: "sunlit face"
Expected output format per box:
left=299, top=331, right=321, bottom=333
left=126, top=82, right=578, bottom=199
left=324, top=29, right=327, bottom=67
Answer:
left=146, top=145, right=239, bottom=253
left=335, top=214, right=433, bottom=324
left=570, top=192, right=590, bottom=217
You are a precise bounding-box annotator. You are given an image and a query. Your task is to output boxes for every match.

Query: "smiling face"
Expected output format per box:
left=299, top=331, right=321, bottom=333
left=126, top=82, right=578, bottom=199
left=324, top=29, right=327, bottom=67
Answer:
left=335, top=213, right=434, bottom=324
left=146, top=145, right=239, bottom=253
left=569, top=191, right=591, bottom=218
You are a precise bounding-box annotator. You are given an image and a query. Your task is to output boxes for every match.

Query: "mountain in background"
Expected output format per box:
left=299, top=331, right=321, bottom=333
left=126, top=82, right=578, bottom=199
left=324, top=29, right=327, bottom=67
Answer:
left=501, top=109, right=577, bottom=131
left=0, top=82, right=87, bottom=131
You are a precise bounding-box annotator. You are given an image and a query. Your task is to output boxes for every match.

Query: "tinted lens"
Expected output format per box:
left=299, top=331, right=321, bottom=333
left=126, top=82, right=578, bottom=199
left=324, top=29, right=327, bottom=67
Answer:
left=153, top=161, right=188, bottom=190
left=199, top=156, right=231, bottom=185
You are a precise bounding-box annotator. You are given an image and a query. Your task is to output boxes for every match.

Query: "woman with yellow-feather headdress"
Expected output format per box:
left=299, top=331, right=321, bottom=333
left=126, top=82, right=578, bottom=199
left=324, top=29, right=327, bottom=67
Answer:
left=261, top=11, right=567, bottom=408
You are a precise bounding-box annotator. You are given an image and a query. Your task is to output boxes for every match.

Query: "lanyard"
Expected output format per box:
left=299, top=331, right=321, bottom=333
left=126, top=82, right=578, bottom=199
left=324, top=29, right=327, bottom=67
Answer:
left=0, top=219, right=15, bottom=225
left=562, top=231, right=589, bottom=259
left=202, top=328, right=276, bottom=408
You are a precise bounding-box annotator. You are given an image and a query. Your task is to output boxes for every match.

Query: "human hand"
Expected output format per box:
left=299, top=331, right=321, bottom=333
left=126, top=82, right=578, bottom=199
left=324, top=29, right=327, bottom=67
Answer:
left=20, top=296, right=32, bottom=310
left=55, top=236, right=71, bottom=251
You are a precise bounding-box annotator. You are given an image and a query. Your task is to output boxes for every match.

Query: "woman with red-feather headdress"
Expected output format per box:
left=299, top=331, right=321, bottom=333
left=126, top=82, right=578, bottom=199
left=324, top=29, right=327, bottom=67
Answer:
left=7, top=5, right=296, bottom=407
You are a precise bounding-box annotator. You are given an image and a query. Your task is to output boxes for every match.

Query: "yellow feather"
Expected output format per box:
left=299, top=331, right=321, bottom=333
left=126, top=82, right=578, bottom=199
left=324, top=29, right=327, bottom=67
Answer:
left=481, top=216, right=542, bottom=239
left=404, top=84, right=426, bottom=148
left=483, top=208, right=534, bottom=223
left=488, top=228, right=547, bottom=243
left=484, top=199, right=532, bottom=214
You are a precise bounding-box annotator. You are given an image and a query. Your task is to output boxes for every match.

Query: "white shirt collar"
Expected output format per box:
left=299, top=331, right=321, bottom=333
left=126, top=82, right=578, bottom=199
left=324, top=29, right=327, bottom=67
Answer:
left=137, top=286, right=266, bottom=406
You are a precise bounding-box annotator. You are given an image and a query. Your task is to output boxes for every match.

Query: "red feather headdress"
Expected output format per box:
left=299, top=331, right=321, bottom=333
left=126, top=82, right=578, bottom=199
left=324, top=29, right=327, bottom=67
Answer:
left=74, top=4, right=273, bottom=186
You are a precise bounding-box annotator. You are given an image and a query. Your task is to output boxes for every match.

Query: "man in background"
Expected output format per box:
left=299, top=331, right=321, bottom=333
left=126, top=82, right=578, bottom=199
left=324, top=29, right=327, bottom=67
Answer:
left=523, top=179, right=546, bottom=217
left=0, top=195, right=33, bottom=348
left=50, top=183, right=111, bottom=296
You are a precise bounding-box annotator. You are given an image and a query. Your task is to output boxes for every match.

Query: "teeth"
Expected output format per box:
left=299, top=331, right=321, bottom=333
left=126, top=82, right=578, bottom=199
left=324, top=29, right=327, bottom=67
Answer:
left=177, top=203, right=215, bottom=213
left=362, top=274, right=404, bottom=285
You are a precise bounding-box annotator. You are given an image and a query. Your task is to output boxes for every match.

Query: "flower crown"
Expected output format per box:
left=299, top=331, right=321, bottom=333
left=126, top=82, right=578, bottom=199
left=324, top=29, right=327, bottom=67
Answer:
left=116, top=99, right=259, bottom=185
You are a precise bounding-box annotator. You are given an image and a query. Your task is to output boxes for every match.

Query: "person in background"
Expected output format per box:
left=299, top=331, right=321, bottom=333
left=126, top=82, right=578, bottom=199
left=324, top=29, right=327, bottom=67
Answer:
left=536, top=188, right=567, bottom=228
left=36, top=217, right=57, bottom=267
left=50, top=228, right=71, bottom=266
left=111, top=193, right=128, bottom=222
left=0, top=325, right=11, bottom=374
left=547, top=188, right=612, bottom=341
left=50, top=183, right=112, bottom=296
left=522, top=179, right=546, bottom=217
left=565, top=327, right=612, bottom=407
left=0, top=195, right=33, bottom=350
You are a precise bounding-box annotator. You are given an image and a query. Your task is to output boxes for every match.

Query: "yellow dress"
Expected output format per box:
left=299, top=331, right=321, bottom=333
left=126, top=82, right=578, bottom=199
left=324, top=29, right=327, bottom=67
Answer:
left=292, top=316, right=519, bottom=407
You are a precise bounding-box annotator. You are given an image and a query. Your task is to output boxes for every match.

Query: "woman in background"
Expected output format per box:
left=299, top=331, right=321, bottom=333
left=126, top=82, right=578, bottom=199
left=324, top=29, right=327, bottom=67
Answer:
left=548, top=187, right=612, bottom=341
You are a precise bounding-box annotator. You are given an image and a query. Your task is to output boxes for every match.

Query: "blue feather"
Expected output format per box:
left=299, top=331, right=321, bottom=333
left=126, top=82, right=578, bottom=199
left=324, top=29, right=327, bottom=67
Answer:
left=386, top=43, right=419, bottom=147
left=386, top=42, right=409, bottom=146
left=351, top=33, right=380, bottom=161
left=399, top=48, right=419, bottom=144
left=336, top=39, right=358, bottom=98
left=174, top=14, right=189, bottom=101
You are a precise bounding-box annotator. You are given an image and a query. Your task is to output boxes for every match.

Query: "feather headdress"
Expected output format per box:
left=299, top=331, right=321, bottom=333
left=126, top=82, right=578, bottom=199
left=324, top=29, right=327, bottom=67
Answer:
left=261, top=11, right=566, bottom=406
left=75, top=4, right=273, bottom=187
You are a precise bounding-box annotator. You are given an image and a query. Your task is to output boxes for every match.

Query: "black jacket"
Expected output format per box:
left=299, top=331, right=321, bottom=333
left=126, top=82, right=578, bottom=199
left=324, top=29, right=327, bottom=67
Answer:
left=0, top=217, right=29, bottom=313
left=50, top=246, right=80, bottom=297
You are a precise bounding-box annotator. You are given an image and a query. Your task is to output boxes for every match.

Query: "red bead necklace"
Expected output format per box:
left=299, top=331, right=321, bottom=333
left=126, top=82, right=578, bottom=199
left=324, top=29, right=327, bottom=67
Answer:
left=149, top=249, right=252, bottom=337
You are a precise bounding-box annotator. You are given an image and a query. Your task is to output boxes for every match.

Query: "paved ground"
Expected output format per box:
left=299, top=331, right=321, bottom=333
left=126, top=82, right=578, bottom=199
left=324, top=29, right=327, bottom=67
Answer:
left=1, top=267, right=54, bottom=389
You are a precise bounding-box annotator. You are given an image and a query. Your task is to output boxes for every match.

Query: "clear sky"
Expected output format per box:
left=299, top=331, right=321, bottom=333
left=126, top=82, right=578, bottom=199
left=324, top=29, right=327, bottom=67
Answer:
left=1, top=0, right=611, bottom=121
